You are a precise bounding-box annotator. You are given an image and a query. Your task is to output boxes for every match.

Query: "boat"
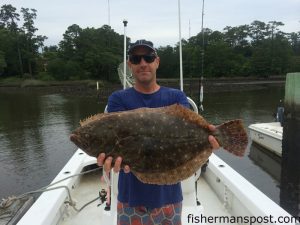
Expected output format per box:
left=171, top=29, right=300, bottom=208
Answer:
left=5, top=49, right=297, bottom=225
left=248, top=122, right=283, bottom=156
left=12, top=64, right=295, bottom=224
left=15, top=148, right=297, bottom=225
left=248, top=102, right=284, bottom=156
left=4, top=4, right=297, bottom=224
left=9, top=83, right=294, bottom=225
left=13, top=80, right=295, bottom=224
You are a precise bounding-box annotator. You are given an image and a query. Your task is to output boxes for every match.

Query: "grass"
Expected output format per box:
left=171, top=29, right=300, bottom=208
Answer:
left=0, top=77, right=107, bottom=88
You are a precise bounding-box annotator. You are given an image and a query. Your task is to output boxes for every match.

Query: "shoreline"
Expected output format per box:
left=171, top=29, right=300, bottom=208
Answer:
left=0, top=76, right=285, bottom=102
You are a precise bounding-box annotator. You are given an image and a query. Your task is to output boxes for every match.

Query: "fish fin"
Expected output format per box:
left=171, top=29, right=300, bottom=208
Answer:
left=215, top=119, right=248, bottom=157
left=132, top=149, right=212, bottom=185
left=79, top=107, right=155, bottom=126
left=79, top=104, right=194, bottom=127
left=80, top=113, right=109, bottom=126
left=164, top=104, right=210, bottom=128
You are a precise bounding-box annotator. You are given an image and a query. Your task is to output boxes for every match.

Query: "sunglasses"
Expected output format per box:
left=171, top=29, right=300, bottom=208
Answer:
left=129, top=54, right=156, bottom=64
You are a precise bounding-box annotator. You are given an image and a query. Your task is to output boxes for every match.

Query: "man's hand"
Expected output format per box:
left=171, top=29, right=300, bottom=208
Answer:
left=208, top=124, right=220, bottom=150
left=97, top=153, right=130, bottom=173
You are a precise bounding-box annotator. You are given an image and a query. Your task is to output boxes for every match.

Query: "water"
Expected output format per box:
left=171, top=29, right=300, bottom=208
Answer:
left=0, top=86, right=285, bottom=207
left=0, top=90, right=105, bottom=199
left=201, top=87, right=284, bottom=200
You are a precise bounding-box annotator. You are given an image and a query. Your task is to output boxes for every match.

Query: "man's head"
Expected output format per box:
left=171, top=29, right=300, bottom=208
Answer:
left=127, top=39, right=160, bottom=87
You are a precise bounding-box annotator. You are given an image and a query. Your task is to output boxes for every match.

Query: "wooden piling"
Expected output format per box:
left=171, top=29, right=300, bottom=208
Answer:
left=280, top=72, right=300, bottom=217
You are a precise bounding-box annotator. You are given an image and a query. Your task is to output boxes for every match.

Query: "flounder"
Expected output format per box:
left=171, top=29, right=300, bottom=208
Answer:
left=70, top=104, right=248, bottom=185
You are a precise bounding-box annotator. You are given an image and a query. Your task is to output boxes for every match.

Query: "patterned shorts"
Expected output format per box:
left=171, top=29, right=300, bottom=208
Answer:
left=117, top=201, right=182, bottom=225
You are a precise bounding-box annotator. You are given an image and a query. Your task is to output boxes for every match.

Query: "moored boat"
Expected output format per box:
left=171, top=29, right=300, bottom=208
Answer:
left=248, top=122, right=282, bottom=156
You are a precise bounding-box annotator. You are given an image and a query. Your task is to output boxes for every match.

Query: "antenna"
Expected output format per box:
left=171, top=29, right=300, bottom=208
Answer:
left=178, top=0, right=183, bottom=91
left=107, top=0, right=111, bottom=26
left=189, top=19, right=191, bottom=39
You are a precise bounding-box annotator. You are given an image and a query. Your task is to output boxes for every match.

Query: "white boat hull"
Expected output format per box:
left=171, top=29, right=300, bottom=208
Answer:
left=249, top=122, right=283, bottom=156
left=16, top=148, right=296, bottom=225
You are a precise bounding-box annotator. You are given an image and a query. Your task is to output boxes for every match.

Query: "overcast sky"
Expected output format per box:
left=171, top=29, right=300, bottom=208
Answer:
left=2, top=0, right=300, bottom=47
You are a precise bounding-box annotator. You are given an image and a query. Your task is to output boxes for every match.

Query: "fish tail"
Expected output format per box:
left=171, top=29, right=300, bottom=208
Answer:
left=214, top=119, right=248, bottom=156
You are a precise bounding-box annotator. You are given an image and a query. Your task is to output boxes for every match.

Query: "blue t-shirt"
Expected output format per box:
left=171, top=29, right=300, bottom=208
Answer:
left=107, top=86, right=190, bottom=208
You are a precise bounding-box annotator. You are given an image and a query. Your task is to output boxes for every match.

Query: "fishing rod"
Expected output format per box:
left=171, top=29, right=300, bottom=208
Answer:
left=123, top=19, right=128, bottom=90
left=178, top=0, right=184, bottom=92
left=198, top=0, right=205, bottom=112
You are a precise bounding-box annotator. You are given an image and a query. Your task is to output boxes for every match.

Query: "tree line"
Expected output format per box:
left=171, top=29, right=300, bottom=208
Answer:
left=1, top=4, right=300, bottom=82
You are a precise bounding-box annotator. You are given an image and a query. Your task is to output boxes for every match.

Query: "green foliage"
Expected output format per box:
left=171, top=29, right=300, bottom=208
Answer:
left=36, top=72, right=55, bottom=81
left=1, top=4, right=299, bottom=80
left=289, top=56, right=300, bottom=72
left=156, top=45, right=179, bottom=78
left=0, top=50, right=7, bottom=74
left=205, top=42, right=241, bottom=77
left=47, top=58, right=83, bottom=80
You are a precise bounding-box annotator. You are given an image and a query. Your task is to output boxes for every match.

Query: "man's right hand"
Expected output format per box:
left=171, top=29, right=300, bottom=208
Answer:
left=97, top=153, right=130, bottom=173
left=207, top=124, right=220, bottom=150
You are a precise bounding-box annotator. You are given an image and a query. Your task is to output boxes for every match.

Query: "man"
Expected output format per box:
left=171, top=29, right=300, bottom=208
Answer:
left=98, top=39, right=219, bottom=225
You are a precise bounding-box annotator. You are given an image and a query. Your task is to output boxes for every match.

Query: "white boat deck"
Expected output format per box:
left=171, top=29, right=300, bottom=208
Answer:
left=17, top=149, right=296, bottom=225
left=59, top=170, right=103, bottom=225
left=60, top=170, right=236, bottom=225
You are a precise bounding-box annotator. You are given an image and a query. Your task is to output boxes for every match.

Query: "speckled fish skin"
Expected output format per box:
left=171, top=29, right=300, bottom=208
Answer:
left=70, top=104, right=248, bottom=185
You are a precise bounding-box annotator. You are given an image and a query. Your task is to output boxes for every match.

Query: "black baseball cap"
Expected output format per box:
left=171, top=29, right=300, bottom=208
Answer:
left=128, top=39, right=157, bottom=55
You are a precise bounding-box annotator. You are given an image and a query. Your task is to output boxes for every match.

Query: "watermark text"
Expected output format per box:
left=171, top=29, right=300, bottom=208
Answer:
left=187, top=213, right=300, bottom=224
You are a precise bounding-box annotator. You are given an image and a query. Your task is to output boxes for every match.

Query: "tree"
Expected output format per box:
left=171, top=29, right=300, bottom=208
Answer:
left=53, top=24, right=125, bottom=81
left=205, top=41, right=247, bottom=77
left=59, top=24, right=82, bottom=60
left=1, top=5, right=299, bottom=80
left=21, top=7, right=41, bottom=77
left=157, top=45, right=178, bottom=78
left=0, top=4, right=23, bottom=76
left=0, top=4, right=19, bottom=32
left=0, top=50, right=7, bottom=75
left=267, top=21, right=285, bottom=40
left=288, top=32, right=300, bottom=55
left=223, top=25, right=250, bottom=48
left=288, top=32, right=300, bottom=72
left=249, top=20, right=268, bottom=45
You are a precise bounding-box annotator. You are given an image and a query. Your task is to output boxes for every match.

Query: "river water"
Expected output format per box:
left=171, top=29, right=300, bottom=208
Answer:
left=0, top=85, right=286, bottom=210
